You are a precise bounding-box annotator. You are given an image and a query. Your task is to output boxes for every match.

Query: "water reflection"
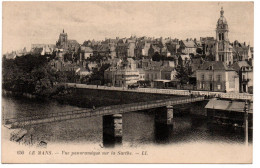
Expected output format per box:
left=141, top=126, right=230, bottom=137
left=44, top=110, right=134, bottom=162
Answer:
left=2, top=96, right=252, bottom=147
left=154, top=122, right=173, bottom=143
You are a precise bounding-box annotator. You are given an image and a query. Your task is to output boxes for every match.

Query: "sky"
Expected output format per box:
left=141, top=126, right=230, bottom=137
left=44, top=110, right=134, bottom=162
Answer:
left=2, top=1, right=254, bottom=53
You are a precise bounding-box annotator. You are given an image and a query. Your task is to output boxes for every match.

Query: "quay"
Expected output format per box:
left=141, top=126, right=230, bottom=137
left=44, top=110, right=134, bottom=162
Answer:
left=66, top=83, right=253, bottom=101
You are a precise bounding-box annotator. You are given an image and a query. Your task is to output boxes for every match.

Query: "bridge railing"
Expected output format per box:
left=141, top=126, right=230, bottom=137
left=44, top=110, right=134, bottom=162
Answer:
left=4, top=109, right=89, bottom=124
left=6, top=96, right=205, bottom=128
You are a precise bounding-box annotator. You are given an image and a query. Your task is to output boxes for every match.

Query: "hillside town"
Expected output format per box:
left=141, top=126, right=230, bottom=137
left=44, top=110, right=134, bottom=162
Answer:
left=3, top=7, right=253, bottom=94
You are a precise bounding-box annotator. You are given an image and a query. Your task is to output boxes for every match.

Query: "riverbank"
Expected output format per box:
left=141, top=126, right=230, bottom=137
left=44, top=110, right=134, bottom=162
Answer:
left=2, top=90, right=37, bottom=99
left=53, top=87, right=184, bottom=108
left=2, top=86, right=184, bottom=109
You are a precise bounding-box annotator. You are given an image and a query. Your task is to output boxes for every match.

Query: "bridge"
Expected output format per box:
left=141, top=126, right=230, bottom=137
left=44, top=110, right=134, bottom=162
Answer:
left=5, top=96, right=206, bottom=146
left=5, top=96, right=204, bottom=129
left=66, top=83, right=253, bottom=101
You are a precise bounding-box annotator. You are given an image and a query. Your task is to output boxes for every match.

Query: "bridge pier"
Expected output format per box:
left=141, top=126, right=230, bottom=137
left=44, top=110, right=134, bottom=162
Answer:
left=155, top=105, right=174, bottom=126
left=154, top=106, right=174, bottom=143
left=103, top=114, right=122, bottom=147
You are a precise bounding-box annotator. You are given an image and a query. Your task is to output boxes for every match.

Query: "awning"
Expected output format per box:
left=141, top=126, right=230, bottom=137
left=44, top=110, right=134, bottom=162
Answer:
left=205, top=99, right=253, bottom=113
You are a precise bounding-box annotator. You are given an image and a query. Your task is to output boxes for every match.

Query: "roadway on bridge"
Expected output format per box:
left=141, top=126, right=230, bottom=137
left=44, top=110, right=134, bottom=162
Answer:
left=5, top=96, right=205, bottom=129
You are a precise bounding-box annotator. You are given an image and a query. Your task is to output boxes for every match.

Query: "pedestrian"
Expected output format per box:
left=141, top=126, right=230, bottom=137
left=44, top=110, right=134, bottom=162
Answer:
left=93, top=105, right=95, bottom=110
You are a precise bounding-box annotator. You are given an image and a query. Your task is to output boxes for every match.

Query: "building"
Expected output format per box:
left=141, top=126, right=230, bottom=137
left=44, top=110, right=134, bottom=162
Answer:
left=75, top=67, right=91, bottom=78
left=200, top=37, right=215, bottom=56
left=116, top=43, right=128, bottom=58
left=3, top=51, right=16, bottom=59
left=196, top=61, right=239, bottom=93
left=232, top=61, right=253, bottom=93
left=179, top=39, right=197, bottom=55
left=114, top=58, right=140, bottom=87
left=31, top=44, right=55, bottom=51
left=165, top=42, right=179, bottom=56
left=127, top=39, right=136, bottom=57
left=49, top=59, right=64, bottom=71
left=215, top=7, right=233, bottom=65
left=135, top=41, right=151, bottom=57
left=31, top=47, right=44, bottom=55
left=56, top=29, right=80, bottom=52
left=144, top=66, right=161, bottom=81
left=232, top=41, right=252, bottom=62
left=79, top=46, right=93, bottom=60
left=161, top=66, right=177, bottom=80
left=56, top=29, right=68, bottom=49
left=3, top=48, right=27, bottom=59
left=104, top=58, right=140, bottom=87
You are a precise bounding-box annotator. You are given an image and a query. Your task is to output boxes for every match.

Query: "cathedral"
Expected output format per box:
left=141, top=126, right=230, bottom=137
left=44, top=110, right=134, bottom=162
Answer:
left=215, top=7, right=233, bottom=65
left=56, top=29, right=80, bottom=52
left=56, top=29, right=68, bottom=49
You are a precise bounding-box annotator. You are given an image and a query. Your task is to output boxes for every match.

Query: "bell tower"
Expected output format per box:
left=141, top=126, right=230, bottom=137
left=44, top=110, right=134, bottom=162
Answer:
left=56, top=29, right=68, bottom=49
left=215, top=7, right=233, bottom=65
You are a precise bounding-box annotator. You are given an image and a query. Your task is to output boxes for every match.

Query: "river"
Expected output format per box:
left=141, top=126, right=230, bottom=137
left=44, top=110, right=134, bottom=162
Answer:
left=2, top=96, right=252, bottom=147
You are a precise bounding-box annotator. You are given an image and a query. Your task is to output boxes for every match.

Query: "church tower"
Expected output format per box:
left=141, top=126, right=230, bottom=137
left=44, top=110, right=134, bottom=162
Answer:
left=56, top=29, right=68, bottom=49
left=215, top=7, right=233, bottom=65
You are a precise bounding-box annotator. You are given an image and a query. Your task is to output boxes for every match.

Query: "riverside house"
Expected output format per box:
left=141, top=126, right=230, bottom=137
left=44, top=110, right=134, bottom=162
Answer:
left=196, top=61, right=239, bottom=93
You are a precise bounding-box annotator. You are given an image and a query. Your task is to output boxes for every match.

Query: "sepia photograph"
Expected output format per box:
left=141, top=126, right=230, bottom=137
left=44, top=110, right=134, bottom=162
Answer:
left=1, top=1, right=254, bottom=164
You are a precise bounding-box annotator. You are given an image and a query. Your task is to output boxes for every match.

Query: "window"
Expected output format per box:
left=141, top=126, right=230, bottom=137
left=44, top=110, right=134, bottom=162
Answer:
left=243, top=75, right=245, bottom=80
left=201, top=74, right=205, bottom=81
left=200, top=82, right=205, bottom=89
left=202, top=83, right=205, bottom=89
left=217, top=75, right=221, bottom=81
left=209, top=75, right=212, bottom=81
left=217, top=84, right=221, bottom=90
left=219, top=55, right=223, bottom=61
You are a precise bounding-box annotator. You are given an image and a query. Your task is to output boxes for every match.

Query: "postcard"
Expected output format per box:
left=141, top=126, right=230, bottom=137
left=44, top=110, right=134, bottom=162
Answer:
left=1, top=1, right=253, bottom=163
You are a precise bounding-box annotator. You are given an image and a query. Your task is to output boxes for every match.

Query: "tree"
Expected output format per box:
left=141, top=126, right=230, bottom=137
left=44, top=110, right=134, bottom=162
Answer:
left=152, top=52, right=167, bottom=62
left=89, top=63, right=111, bottom=84
left=3, top=54, right=62, bottom=97
left=175, top=65, right=192, bottom=85
left=196, top=48, right=203, bottom=55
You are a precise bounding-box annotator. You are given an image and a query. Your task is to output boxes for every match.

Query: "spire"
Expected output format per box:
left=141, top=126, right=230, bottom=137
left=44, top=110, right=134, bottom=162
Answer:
left=220, top=7, right=224, bottom=16
left=63, top=29, right=64, bottom=33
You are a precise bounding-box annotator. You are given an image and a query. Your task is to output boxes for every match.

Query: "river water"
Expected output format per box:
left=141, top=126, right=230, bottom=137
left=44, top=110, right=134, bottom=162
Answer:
left=2, top=96, right=252, bottom=147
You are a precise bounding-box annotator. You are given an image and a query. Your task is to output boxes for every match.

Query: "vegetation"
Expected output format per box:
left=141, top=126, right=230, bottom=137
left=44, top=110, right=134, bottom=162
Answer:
left=152, top=52, right=174, bottom=61
left=175, top=64, right=192, bottom=85
left=2, top=54, right=78, bottom=97
left=88, top=63, right=110, bottom=85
